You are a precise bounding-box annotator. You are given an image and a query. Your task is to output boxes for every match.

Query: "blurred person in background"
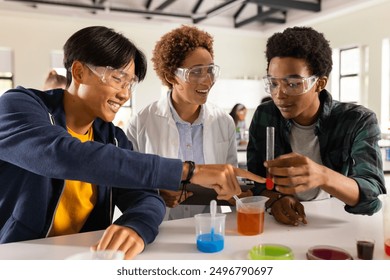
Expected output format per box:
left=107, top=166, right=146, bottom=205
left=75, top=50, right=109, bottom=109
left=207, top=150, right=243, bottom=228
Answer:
left=229, top=103, right=248, bottom=146
left=43, top=69, right=67, bottom=90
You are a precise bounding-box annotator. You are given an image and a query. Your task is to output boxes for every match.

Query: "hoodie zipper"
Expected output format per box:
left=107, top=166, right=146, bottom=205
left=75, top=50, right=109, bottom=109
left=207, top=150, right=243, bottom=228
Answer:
left=109, top=137, right=119, bottom=221
left=45, top=112, right=60, bottom=237
left=48, top=112, right=55, bottom=125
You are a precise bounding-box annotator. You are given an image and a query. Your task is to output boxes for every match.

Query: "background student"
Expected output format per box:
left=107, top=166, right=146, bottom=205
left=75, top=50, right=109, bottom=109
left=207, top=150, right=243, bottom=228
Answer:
left=43, top=69, right=67, bottom=90
left=229, top=103, right=248, bottom=146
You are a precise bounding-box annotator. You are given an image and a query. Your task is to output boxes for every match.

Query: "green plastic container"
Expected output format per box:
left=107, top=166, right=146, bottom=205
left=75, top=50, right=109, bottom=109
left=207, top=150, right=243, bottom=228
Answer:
left=249, top=244, right=294, bottom=260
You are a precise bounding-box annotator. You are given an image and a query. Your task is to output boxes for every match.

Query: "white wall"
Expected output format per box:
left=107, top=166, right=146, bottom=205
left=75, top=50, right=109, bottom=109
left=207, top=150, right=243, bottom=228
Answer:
left=307, top=1, right=390, bottom=124
left=1, top=0, right=390, bottom=124
left=258, top=0, right=390, bottom=126
left=0, top=10, right=265, bottom=115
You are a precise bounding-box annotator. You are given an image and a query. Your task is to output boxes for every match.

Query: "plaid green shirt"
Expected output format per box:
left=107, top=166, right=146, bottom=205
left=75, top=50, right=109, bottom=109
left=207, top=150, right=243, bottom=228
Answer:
left=247, top=90, right=386, bottom=215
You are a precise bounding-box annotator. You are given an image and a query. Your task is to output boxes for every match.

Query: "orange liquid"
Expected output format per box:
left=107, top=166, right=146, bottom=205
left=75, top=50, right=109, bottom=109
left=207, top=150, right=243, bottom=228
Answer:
left=385, top=239, right=390, bottom=256
left=237, top=209, right=264, bottom=235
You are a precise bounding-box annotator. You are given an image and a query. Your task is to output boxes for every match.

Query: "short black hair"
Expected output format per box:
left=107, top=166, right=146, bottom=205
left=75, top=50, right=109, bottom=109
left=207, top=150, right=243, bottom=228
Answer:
left=265, top=26, right=332, bottom=77
left=63, top=26, right=147, bottom=87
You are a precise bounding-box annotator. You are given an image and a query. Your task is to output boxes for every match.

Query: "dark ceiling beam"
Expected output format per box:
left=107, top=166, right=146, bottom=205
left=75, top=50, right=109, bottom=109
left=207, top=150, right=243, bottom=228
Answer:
left=262, top=17, right=286, bottom=24
left=235, top=8, right=282, bottom=28
left=192, top=0, right=203, bottom=14
left=248, top=0, right=321, bottom=12
left=233, top=2, right=248, bottom=19
left=6, top=0, right=106, bottom=10
left=193, top=0, right=246, bottom=24
left=4, top=0, right=311, bottom=30
left=146, top=0, right=176, bottom=20
left=91, top=0, right=106, bottom=4
left=105, top=6, right=189, bottom=19
left=154, top=0, right=177, bottom=11
left=145, top=0, right=153, bottom=20
left=4, top=0, right=190, bottom=19
left=145, top=0, right=153, bottom=9
left=90, top=0, right=106, bottom=14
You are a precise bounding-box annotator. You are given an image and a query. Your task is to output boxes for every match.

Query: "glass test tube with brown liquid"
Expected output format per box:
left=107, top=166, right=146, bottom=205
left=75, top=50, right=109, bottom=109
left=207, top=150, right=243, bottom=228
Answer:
left=266, top=127, right=275, bottom=190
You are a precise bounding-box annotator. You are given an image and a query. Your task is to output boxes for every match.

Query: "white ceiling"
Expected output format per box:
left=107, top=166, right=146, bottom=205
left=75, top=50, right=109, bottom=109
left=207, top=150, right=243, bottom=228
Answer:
left=0, top=0, right=387, bottom=34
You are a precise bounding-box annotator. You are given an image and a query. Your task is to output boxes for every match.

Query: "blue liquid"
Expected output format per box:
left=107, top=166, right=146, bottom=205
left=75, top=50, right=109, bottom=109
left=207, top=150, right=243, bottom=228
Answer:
left=196, top=233, right=224, bottom=253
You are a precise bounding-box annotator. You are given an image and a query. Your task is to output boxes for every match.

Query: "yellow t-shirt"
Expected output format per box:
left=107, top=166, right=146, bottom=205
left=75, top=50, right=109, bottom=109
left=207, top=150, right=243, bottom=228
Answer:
left=48, top=126, right=97, bottom=236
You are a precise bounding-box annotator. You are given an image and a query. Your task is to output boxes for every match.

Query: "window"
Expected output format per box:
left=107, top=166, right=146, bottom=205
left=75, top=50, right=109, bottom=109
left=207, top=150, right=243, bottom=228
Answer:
left=331, top=46, right=366, bottom=104
left=50, top=50, right=66, bottom=76
left=339, top=47, right=360, bottom=103
left=381, top=38, right=390, bottom=131
left=0, top=48, right=14, bottom=95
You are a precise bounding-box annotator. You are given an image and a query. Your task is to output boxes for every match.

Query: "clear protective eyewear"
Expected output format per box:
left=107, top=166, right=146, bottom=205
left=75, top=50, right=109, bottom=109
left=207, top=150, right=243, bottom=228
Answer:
left=85, top=64, right=139, bottom=93
left=175, top=65, right=220, bottom=84
left=262, top=75, right=318, bottom=96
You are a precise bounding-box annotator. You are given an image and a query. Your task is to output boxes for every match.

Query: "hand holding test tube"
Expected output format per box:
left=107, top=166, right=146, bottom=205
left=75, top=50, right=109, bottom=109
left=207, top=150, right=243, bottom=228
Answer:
left=266, top=127, right=275, bottom=190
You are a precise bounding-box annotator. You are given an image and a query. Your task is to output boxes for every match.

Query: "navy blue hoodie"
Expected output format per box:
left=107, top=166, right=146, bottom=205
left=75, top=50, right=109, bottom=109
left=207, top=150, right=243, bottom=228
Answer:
left=0, top=87, right=183, bottom=244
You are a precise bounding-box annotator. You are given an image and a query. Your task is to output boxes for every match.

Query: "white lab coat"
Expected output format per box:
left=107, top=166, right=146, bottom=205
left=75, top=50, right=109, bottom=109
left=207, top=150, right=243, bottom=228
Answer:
left=126, top=94, right=238, bottom=166
left=126, top=93, right=238, bottom=219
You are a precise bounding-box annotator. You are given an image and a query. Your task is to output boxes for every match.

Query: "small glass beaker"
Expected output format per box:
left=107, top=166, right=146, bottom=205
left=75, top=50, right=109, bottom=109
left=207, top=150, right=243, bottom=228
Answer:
left=379, top=194, right=390, bottom=256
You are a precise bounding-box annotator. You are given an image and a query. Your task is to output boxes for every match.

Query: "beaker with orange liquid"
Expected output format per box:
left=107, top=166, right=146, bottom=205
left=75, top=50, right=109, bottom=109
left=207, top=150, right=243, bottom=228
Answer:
left=236, top=196, right=268, bottom=235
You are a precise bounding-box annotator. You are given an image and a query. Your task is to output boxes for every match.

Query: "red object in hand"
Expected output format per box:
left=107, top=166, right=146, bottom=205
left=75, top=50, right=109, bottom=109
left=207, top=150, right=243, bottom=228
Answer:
left=266, top=173, right=274, bottom=190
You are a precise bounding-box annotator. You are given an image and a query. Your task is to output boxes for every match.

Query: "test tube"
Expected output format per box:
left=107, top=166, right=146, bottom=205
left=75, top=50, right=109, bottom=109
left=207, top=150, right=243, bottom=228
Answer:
left=266, top=126, right=275, bottom=190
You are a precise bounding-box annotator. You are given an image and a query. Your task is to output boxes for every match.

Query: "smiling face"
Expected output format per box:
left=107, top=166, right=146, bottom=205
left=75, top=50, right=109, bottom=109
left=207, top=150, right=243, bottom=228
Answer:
left=65, top=60, right=136, bottom=131
left=86, top=62, right=136, bottom=122
left=171, top=47, right=215, bottom=107
left=268, top=57, right=323, bottom=126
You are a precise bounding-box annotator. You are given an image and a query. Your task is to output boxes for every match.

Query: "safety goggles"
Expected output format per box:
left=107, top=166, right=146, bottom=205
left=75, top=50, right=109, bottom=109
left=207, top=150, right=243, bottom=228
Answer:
left=175, top=65, right=220, bottom=84
left=263, top=75, right=318, bottom=96
left=85, top=64, right=139, bottom=93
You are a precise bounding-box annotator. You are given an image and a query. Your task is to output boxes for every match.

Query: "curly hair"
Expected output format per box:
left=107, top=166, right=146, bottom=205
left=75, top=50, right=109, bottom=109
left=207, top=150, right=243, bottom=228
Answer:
left=152, top=25, right=214, bottom=89
left=265, top=26, right=332, bottom=77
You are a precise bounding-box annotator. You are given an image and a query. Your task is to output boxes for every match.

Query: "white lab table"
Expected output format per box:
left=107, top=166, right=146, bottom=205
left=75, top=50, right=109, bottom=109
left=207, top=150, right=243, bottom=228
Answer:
left=0, top=198, right=388, bottom=260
